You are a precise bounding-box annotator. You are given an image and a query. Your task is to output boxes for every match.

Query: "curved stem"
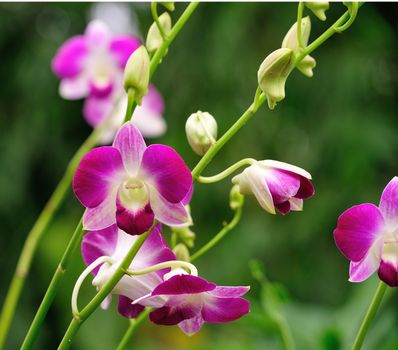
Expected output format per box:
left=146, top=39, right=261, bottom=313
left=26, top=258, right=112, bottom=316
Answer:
left=115, top=308, right=152, bottom=350
left=334, top=2, right=359, bottom=33
left=297, top=2, right=305, bottom=48
left=20, top=220, right=84, bottom=350
left=197, top=158, right=256, bottom=184
left=57, top=222, right=156, bottom=350
left=149, top=2, right=199, bottom=78
left=126, top=260, right=198, bottom=277
left=190, top=205, right=243, bottom=262
left=151, top=2, right=168, bottom=40
left=351, top=281, right=387, bottom=350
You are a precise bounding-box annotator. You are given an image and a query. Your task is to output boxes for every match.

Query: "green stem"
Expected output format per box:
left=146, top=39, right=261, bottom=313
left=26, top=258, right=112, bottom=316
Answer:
left=197, top=158, right=256, bottom=184
left=351, top=281, right=387, bottom=350
left=0, top=124, right=104, bottom=349
left=149, top=2, right=199, bottom=78
left=20, top=220, right=84, bottom=350
left=57, top=223, right=155, bottom=350
left=115, top=308, right=151, bottom=350
left=190, top=205, right=243, bottom=262
left=297, top=2, right=305, bottom=48
left=151, top=2, right=168, bottom=40
left=123, top=89, right=137, bottom=123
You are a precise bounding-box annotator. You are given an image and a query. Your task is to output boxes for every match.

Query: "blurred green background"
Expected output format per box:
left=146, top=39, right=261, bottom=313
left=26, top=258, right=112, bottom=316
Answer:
left=1, top=2, right=398, bottom=349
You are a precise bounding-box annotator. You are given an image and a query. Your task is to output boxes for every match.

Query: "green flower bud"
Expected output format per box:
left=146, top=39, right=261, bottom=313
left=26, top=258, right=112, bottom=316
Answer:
left=172, top=227, right=196, bottom=248
left=282, top=17, right=316, bottom=78
left=230, top=184, right=244, bottom=210
left=257, top=48, right=294, bottom=110
left=123, top=45, right=150, bottom=105
left=173, top=243, right=190, bottom=262
left=146, top=12, right=172, bottom=54
left=185, top=111, right=218, bottom=156
left=305, top=2, right=329, bottom=21
left=160, top=2, right=175, bottom=11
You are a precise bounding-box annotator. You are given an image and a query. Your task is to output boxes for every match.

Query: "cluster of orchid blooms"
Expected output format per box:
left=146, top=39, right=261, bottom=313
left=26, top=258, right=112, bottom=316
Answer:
left=12, top=1, right=391, bottom=346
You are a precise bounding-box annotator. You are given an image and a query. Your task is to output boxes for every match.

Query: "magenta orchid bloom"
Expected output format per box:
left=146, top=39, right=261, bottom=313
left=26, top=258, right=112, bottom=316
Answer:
left=334, top=177, right=398, bottom=287
left=82, top=224, right=175, bottom=318
left=136, top=274, right=250, bottom=336
left=232, top=160, right=314, bottom=215
left=52, top=20, right=140, bottom=100
left=73, top=122, right=192, bottom=235
left=84, top=84, right=167, bottom=144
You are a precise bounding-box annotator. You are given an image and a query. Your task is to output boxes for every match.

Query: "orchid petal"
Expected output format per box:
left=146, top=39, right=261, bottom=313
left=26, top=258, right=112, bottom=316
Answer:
left=113, top=122, right=146, bottom=176
left=379, top=177, right=398, bottom=231
left=202, top=297, right=250, bottom=323
left=140, top=145, right=192, bottom=203
left=83, top=191, right=117, bottom=231
left=59, top=75, right=89, bottom=100
left=117, top=295, right=145, bottom=318
left=259, top=159, right=312, bottom=179
left=378, top=242, right=398, bottom=287
left=151, top=275, right=216, bottom=296
left=85, top=20, right=111, bottom=47
left=349, top=242, right=382, bottom=283
left=110, top=36, right=141, bottom=68
left=178, top=316, right=204, bottom=336
left=334, top=203, right=385, bottom=262
left=209, top=286, right=250, bottom=298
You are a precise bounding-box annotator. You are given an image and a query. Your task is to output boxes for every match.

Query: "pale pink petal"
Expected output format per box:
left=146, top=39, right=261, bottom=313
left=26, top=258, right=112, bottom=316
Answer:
left=379, top=177, right=398, bottom=231
left=83, top=192, right=117, bottom=231
left=59, top=75, right=89, bottom=100
left=178, top=316, right=204, bottom=336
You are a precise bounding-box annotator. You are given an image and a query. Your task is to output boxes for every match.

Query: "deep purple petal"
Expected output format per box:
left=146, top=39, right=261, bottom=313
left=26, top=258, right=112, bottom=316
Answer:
left=89, top=81, right=114, bottom=99
left=140, top=145, right=192, bottom=203
left=110, top=36, right=141, bottom=68
left=378, top=242, right=398, bottom=287
left=81, top=225, right=118, bottom=274
left=52, top=36, right=88, bottom=78
left=83, top=194, right=117, bottom=231
left=275, top=201, right=291, bottom=215
left=295, top=176, right=315, bottom=199
left=209, top=286, right=250, bottom=298
left=266, top=169, right=301, bottom=204
left=334, top=203, right=385, bottom=262
left=178, top=316, right=204, bottom=336
left=117, top=295, right=145, bottom=318
left=151, top=275, right=216, bottom=296
left=379, top=177, right=398, bottom=231
left=113, top=122, right=147, bottom=175
left=116, top=195, right=154, bottom=235
left=73, top=146, right=124, bottom=208
left=202, top=297, right=250, bottom=323
left=149, top=188, right=191, bottom=227
left=149, top=304, right=199, bottom=326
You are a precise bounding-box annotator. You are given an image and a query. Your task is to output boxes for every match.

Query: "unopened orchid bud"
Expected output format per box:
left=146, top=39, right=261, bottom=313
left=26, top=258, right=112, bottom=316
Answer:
left=160, top=2, right=175, bottom=11
left=257, top=48, right=294, bottom=110
left=123, top=46, right=150, bottom=105
left=172, top=226, right=196, bottom=247
left=230, top=184, right=244, bottom=210
left=173, top=243, right=190, bottom=261
left=185, top=111, right=218, bottom=156
left=146, top=12, right=172, bottom=53
left=305, top=2, right=329, bottom=21
left=282, top=17, right=316, bottom=78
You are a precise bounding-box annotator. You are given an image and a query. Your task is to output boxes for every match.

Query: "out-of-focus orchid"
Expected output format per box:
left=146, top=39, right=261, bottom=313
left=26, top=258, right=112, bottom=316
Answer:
left=136, top=273, right=250, bottom=336
left=334, top=177, right=398, bottom=287
left=232, top=160, right=314, bottom=215
left=52, top=20, right=140, bottom=101
left=73, top=122, right=192, bottom=235
left=84, top=85, right=167, bottom=144
left=81, top=224, right=175, bottom=318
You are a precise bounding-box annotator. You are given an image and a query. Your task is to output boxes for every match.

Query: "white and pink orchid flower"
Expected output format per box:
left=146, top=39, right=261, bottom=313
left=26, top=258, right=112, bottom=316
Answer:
left=232, top=160, right=315, bottom=215
left=73, top=122, right=192, bottom=235
left=334, top=177, right=398, bottom=286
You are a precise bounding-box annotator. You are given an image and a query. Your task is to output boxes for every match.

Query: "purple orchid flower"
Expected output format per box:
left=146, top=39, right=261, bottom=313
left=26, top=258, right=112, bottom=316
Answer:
left=334, top=177, right=398, bottom=287
left=73, top=122, right=192, bottom=235
left=84, top=84, right=167, bottom=144
left=135, top=273, right=250, bottom=336
left=52, top=20, right=140, bottom=100
left=82, top=224, right=175, bottom=318
left=232, top=160, right=314, bottom=215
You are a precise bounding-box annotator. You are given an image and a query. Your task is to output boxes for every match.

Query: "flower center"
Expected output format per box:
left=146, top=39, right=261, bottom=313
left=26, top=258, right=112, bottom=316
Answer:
left=119, top=177, right=149, bottom=210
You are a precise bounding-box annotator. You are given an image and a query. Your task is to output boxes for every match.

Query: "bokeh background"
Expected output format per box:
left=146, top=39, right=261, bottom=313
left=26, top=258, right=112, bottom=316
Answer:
left=1, top=2, right=398, bottom=349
